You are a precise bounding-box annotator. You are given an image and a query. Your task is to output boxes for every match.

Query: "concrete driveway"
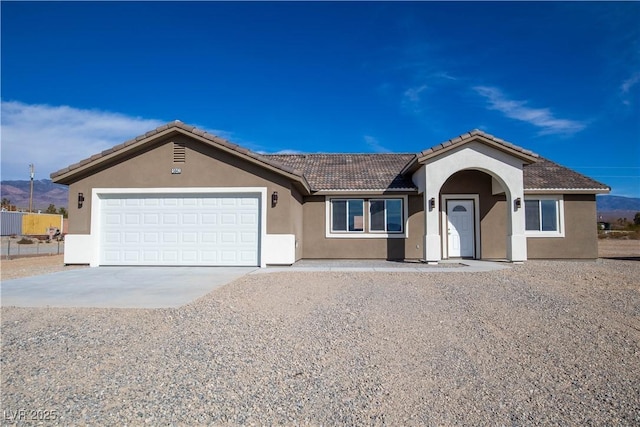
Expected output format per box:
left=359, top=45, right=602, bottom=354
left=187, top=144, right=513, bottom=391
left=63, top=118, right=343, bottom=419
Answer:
left=0, top=266, right=256, bottom=309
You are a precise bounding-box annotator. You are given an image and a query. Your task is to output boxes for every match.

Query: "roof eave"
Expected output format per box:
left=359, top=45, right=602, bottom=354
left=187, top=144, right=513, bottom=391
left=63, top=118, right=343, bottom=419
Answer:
left=313, top=188, right=419, bottom=196
left=51, top=126, right=179, bottom=184
left=524, top=187, right=611, bottom=195
left=51, top=124, right=312, bottom=193
left=417, top=136, right=539, bottom=164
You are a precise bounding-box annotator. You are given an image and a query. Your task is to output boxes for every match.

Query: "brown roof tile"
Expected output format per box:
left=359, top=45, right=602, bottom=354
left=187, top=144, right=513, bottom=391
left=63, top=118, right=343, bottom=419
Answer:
left=418, top=129, right=539, bottom=161
left=266, top=154, right=417, bottom=191
left=523, top=157, right=609, bottom=191
left=50, top=121, right=608, bottom=194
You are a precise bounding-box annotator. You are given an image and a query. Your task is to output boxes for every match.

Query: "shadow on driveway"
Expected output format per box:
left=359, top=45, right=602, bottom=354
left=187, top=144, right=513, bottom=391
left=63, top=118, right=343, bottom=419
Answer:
left=0, top=266, right=257, bottom=309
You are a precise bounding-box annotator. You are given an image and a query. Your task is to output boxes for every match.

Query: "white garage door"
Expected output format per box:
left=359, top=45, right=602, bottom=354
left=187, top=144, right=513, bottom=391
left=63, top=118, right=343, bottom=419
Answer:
left=99, top=193, right=260, bottom=266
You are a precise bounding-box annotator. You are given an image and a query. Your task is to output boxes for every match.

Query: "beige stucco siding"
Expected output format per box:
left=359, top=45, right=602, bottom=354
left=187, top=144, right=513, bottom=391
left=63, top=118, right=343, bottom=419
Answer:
left=527, top=194, right=598, bottom=259
left=301, top=195, right=423, bottom=260
left=66, top=134, right=300, bottom=236
left=291, top=188, right=304, bottom=261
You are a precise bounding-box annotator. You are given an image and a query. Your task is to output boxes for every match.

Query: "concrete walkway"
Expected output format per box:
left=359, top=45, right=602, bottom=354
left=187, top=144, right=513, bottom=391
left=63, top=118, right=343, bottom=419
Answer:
left=253, top=259, right=511, bottom=274
left=1, top=259, right=509, bottom=309
left=0, top=266, right=256, bottom=309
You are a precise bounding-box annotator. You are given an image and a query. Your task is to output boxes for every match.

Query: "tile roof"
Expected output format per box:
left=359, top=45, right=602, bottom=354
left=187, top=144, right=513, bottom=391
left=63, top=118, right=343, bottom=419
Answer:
left=50, top=121, right=608, bottom=194
left=267, top=153, right=608, bottom=193
left=265, top=153, right=417, bottom=191
left=417, top=129, right=538, bottom=160
left=523, top=157, right=609, bottom=191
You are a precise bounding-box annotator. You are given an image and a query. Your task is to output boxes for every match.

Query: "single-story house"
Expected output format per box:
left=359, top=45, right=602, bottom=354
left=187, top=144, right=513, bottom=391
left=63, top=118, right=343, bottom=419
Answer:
left=51, top=121, right=609, bottom=267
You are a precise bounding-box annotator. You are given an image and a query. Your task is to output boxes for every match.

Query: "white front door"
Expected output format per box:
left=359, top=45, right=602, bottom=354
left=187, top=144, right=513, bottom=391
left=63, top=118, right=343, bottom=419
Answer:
left=447, top=200, right=474, bottom=258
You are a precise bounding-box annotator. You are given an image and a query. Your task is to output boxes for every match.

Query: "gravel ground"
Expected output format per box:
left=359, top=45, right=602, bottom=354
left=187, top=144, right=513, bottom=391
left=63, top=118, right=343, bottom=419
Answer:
left=2, top=258, right=639, bottom=425
left=0, top=255, right=87, bottom=281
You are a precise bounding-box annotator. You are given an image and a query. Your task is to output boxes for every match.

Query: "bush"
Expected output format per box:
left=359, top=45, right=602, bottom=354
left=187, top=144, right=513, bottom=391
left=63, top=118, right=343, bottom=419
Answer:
left=17, top=237, right=34, bottom=244
left=598, top=230, right=640, bottom=240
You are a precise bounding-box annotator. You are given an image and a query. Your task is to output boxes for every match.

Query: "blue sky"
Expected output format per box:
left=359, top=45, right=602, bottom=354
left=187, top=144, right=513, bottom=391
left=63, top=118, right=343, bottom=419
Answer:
left=1, top=1, right=639, bottom=197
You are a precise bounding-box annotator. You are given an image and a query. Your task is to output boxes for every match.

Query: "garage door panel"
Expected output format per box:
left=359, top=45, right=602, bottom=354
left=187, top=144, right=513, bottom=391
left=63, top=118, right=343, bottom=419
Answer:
left=201, top=250, right=218, bottom=261
left=143, top=213, right=160, bottom=224
left=162, top=214, right=179, bottom=224
left=143, top=251, right=159, bottom=262
left=181, top=251, right=198, bottom=262
left=104, top=232, right=121, bottom=243
left=182, top=213, right=197, bottom=224
left=201, top=214, right=217, bottom=224
left=124, top=232, right=140, bottom=243
left=100, top=193, right=260, bottom=266
left=123, top=251, right=139, bottom=262
left=221, top=213, right=238, bottom=225
left=105, top=214, right=121, bottom=225
left=183, top=232, right=198, bottom=243
left=201, top=232, right=217, bottom=243
left=162, top=250, right=179, bottom=262
left=124, top=214, right=140, bottom=225
left=163, top=232, right=178, bottom=243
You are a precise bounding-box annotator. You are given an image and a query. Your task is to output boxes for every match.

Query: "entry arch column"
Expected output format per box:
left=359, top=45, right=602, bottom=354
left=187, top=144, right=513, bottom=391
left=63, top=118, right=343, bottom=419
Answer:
left=417, top=142, right=528, bottom=263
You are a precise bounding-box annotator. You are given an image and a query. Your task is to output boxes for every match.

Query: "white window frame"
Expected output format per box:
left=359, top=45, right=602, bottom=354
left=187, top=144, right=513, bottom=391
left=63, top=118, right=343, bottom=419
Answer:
left=325, top=196, right=408, bottom=239
left=524, top=195, right=565, bottom=238
left=330, top=199, right=365, bottom=233
left=368, top=199, right=404, bottom=234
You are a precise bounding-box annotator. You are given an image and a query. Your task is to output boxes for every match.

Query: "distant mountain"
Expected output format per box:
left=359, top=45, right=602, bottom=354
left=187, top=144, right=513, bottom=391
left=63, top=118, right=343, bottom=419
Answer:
left=597, top=195, right=640, bottom=211
left=596, top=195, right=640, bottom=223
left=1, top=179, right=69, bottom=210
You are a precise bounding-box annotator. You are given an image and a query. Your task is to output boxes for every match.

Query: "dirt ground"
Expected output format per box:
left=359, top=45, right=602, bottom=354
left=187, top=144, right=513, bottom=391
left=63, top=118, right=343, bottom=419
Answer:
left=0, top=255, right=87, bottom=281
left=2, top=257, right=639, bottom=425
left=0, top=240, right=638, bottom=281
left=597, top=239, right=640, bottom=258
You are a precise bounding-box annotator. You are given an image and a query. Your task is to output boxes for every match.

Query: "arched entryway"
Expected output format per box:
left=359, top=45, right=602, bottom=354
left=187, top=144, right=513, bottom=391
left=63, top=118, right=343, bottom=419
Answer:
left=440, top=169, right=509, bottom=260
left=411, top=138, right=530, bottom=263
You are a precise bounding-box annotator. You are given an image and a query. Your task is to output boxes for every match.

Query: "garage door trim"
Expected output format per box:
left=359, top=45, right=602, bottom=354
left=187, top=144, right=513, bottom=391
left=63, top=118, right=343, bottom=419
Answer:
left=90, top=187, right=267, bottom=267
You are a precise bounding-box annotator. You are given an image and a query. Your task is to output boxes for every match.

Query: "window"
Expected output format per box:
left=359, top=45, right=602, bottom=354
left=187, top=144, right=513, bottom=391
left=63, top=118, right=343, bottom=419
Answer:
left=331, top=199, right=364, bottom=232
left=370, top=199, right=403, bottom=233
left=327, top=197, right=406, bottom=237
left=525, top=196, right=564, bottom=237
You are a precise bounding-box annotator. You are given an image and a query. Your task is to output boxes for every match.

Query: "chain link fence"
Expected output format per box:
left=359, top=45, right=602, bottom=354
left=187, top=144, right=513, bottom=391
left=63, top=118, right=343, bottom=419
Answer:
left=1, top=236, right=65, bottom=260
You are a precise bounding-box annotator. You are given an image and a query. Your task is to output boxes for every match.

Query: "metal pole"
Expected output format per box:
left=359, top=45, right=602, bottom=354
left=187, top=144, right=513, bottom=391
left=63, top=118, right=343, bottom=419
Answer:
left=7, top=240, right=10, bottom=260
left=29, top=164, right=35, bottom=213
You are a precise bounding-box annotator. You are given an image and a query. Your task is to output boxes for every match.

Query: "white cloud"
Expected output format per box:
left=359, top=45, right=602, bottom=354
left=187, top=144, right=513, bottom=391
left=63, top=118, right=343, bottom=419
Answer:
left=364, top=135, right=391, bottom=153
left=620, top=72, right=640, bottom=93
left=473, top=86, right=587, bottom=136
left=620, top=72, right=640, bottom=106
left=0, top=100, right=166, bottom=180
left=403, top=85, right=428, bottom=103
left=402, top=85, right=428, bottom=113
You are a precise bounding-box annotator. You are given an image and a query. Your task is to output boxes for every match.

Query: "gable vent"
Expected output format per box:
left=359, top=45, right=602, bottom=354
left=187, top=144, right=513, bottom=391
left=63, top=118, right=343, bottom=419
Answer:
left=173, top=142, right=186, bottom=163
